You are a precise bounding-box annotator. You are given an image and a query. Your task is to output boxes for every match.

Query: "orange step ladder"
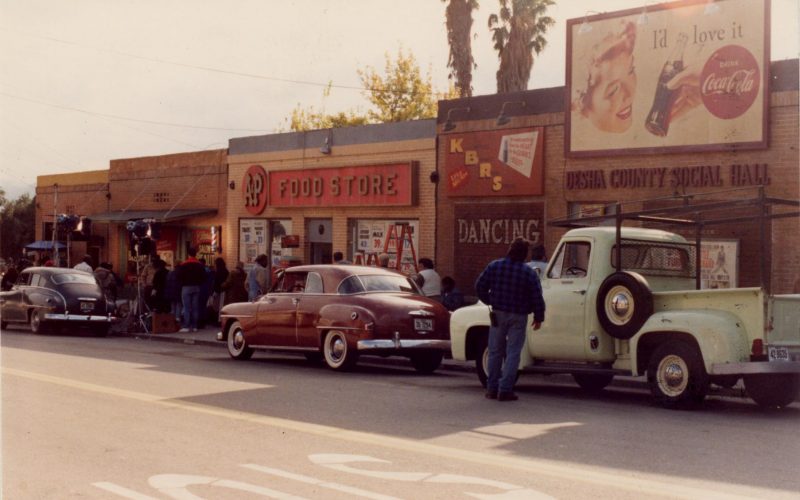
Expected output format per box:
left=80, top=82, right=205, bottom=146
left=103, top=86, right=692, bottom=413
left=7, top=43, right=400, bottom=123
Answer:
left=383, top=224, right=418, bottom=274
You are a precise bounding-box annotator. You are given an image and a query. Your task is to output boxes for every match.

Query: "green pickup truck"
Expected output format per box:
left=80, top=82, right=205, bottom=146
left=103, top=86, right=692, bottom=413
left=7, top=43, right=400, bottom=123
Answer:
left=450, top=189, right=800, bottom=409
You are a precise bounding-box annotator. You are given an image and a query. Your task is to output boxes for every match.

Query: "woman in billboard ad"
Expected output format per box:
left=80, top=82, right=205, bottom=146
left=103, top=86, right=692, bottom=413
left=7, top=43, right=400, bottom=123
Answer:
left=567, top=0, right=767, bottom=156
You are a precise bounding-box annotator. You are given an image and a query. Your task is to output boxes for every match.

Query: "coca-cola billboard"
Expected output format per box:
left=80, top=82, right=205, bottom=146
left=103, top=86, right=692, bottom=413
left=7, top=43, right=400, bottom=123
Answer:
left=566, top=0, right=769, bottom=156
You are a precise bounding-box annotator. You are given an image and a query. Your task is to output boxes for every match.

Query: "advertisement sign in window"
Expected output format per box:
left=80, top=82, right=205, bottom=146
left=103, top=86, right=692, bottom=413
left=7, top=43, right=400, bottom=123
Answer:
left=239, top=219, right=267, bottom=271
left=566, top=0, right=768, bottom=156
left=701, top=239, right=739, bottom=289
left=353, top=219, right=419, bottom=274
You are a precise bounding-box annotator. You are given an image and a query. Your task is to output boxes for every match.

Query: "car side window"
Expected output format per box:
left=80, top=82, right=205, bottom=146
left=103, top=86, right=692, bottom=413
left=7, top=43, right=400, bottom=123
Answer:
left=16, top=272, right=31, bottom=286
left=280, top=272, right=308, bottom=293
left=305, top=272, right=324, bottom=294
left=337, top=276, right=364, bottom=295
left=548, top=241, right=591, bottom=279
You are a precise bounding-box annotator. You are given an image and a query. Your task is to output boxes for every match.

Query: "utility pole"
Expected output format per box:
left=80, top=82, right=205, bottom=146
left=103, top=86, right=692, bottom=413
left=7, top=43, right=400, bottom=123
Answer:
left=52, top=183, right=59, bottom=265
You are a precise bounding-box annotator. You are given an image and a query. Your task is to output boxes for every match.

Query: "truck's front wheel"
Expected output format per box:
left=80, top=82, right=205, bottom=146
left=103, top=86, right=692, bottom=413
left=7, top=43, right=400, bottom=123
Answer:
left=573, top=373, right=614, bottom=393
left=744, top=374, right=799, bottom=409
left=647, top=340, right=709, bottom=409
left=476, top=335, right=489, bottom=387
left=474, top=335, right=519, bottom=388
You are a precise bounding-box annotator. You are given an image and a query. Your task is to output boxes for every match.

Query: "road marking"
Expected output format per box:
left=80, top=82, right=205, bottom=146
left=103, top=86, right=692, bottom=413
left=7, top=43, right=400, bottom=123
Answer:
left=4, top=367, right=770, bottom=500
left=242, top=464, right=401, bottom=500
left=148, top=474, right=306, bottom=499
left=92, top=482, right=159, bottom=500
left=307, top=454, right=553, bottom=499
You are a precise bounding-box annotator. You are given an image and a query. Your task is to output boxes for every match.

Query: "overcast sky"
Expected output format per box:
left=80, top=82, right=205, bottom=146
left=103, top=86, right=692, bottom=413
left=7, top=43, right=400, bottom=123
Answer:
left=1, top=0, right=797, bottom=199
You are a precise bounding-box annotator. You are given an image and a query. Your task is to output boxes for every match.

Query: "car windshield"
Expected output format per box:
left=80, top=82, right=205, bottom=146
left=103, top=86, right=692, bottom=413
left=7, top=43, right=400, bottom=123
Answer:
left=359, top=275, right=420, bottom=294
left=51, top=273, right=97, bottom=285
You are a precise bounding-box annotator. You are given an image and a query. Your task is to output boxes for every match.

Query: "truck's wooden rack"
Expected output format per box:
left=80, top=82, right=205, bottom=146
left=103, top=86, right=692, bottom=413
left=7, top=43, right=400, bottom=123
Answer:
left=549, top=186, right=800, bottom=293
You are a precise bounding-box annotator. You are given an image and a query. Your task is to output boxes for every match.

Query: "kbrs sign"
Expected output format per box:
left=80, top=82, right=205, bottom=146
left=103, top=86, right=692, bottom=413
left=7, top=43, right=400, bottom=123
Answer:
left=268, top=163, right=416, bottom=207
left=444, top=127, right=544, bottom=197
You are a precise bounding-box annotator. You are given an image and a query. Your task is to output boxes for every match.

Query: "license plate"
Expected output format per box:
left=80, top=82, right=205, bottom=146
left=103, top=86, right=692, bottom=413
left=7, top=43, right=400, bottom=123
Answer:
left=768, top=346, right=790, bottom=362
left=80, top=302, right=94, bottom=313
left=414, top=318, right=433, bottom=332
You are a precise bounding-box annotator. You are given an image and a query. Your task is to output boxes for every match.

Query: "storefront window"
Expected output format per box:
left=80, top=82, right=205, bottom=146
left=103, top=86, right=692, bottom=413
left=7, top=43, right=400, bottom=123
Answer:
left=350, top=219, right=419, bottom=274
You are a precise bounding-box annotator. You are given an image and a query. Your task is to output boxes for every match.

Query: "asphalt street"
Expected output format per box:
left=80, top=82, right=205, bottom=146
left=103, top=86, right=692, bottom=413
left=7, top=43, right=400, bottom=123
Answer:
left=2, top=326, right=799, bottom=499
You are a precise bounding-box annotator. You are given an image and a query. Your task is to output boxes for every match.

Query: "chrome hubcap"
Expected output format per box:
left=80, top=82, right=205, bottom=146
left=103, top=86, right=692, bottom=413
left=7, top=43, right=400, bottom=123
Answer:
left=606, top=286, right=634, bottom=325
left=330, top=336, right=345, bottom=361
left=233, top=330, right=245, bottom=350
left=658, top=355, right=688, bottom=396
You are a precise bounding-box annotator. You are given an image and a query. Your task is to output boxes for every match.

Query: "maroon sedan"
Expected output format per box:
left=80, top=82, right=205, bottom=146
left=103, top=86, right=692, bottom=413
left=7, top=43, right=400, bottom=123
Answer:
left=216, top=265, right=451, bottom=372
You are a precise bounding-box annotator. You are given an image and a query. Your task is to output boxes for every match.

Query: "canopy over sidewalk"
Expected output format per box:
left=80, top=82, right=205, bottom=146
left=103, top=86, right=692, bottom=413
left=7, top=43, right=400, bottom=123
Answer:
left=24, top=241, right=66, bottom=251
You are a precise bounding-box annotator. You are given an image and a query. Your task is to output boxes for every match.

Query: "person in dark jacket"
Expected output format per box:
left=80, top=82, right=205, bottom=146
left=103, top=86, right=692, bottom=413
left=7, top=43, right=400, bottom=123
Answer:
left=177, top=248, right=206, bottom=332
left=440, top=276, right=465, bottom=311
left=475, top=237, right=546, bottom=402
left=150, top=259, right=169, bottom=313
left=1, top=265, right=18, bottom=291
left=221, top=261, right=248, bottom=306
left=197, top=258, right=215, bottom=328
left=165, top=262, right=182, bottom=323
left=210, top=257, right=229, bottom=326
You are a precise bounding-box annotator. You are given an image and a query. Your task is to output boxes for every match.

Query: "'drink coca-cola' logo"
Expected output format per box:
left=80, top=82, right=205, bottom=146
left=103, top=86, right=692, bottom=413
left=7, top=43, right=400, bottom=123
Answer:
left=700, top=45, right=760, bottom=120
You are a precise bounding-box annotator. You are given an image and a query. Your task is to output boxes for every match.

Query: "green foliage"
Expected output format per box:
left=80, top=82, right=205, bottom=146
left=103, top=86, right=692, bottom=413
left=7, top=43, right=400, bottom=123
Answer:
left=285, top=48, right=457, bottom=132
left=0, top=192, right=36, bottom=259
left=442, top=0, right=480, bottom=98
left=489, top=0, right=555, bottom=93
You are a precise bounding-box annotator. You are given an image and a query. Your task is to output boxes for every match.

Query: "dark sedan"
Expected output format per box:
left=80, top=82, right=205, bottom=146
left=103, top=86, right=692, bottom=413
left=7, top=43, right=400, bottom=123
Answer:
left=0, top=267, right=115, bottom=336
left=217, top=265, right=451, bottom=372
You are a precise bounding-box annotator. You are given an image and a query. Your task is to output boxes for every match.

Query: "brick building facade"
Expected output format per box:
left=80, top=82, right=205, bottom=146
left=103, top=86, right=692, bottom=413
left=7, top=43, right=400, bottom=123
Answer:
left=226, top=121, right=437, bottom=276
left=35, top=169, right=111, bottom=267
left=436, top=59, right=799, bottom=295
left=83, top=149, right=228, bottom=278
left=33, top=60, right=797, bottom=295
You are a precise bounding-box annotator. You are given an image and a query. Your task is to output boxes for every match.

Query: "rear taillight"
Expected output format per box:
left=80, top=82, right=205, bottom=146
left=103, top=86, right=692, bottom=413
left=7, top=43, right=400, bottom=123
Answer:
left=751, top=339, right=764, bottom=356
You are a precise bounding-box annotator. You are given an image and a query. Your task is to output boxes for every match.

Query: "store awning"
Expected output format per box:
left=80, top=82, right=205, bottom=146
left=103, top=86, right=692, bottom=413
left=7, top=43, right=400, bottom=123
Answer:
left=89, top=208, right=217, bottom=223
left=25, top=240, right=67, bottom=251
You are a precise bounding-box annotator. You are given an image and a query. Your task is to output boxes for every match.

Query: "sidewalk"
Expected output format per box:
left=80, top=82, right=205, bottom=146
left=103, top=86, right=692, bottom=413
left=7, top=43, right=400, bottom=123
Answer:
left=113, top=325, right=747, bottom=398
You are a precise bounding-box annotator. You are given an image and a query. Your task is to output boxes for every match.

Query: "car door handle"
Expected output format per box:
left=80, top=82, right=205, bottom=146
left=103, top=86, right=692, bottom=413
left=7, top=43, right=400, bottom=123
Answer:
left=572, top=290, right=586, bottom=295
left=292, top=298, right=300, bottom=306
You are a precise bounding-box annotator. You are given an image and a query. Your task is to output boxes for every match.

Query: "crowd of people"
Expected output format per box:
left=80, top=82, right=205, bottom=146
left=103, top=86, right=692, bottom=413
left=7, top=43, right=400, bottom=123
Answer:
left=134, top=250, right=253, bottom=333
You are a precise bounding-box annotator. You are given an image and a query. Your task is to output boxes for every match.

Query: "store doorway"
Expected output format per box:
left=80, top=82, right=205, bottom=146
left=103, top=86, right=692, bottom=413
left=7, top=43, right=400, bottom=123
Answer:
left=307, top=218, right=332, bottom=264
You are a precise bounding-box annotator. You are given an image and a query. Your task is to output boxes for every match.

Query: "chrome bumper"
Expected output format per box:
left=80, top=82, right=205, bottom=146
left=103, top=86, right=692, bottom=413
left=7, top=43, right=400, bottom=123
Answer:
left=711, top=361, right=800, bottom=375
left=216, top=331, right=224, bottom=341
left=357, top=339, right=451, bottom=351
left=44, top=313, right=114, bottom=322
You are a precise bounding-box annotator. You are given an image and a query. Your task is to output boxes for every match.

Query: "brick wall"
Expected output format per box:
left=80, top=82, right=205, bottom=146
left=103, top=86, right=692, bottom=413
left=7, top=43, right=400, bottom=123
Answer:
left=226, top=122, right=437, bottom=271
left=105, top=149, right=228, bottom=272
left=437, top=86, right=799, bottom=294
left=35, top=170, right=111, bottom=266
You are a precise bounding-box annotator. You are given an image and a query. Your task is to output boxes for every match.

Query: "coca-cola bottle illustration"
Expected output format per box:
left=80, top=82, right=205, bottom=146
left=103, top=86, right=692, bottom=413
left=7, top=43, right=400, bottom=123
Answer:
left=645, top=33, right=688, bottom=137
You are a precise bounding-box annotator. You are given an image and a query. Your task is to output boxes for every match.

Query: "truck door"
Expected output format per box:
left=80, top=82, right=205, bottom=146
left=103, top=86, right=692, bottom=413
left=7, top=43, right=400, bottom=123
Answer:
left=531, top=239, right=591, bottom=361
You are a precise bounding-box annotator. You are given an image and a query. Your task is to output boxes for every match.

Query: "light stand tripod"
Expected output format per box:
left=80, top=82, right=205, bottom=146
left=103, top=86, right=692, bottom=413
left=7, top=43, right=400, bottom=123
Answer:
left=131, top=241, right=152, bottom=335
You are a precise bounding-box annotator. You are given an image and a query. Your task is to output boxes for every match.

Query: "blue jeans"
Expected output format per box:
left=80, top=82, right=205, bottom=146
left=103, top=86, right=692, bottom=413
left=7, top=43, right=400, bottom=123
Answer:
left=487, top=310, right=527, bottom=393
left=181, top=285, right=201, bottom=329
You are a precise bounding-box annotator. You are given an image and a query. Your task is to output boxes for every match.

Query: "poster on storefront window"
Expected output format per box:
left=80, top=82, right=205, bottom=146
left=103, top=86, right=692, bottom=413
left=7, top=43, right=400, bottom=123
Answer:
left=353, top=219, right=419, bottom=274
left=700, top=239, right=738, bottom=289
left=239, top=219, right=267, bottom=271
left=566, top=0, right=768, bottom=156
left=269, top=220, right=293, bottom=268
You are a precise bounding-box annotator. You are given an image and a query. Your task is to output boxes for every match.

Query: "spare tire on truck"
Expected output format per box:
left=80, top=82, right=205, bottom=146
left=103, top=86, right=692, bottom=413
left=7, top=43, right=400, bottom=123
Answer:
left=596, top=271, right=653, bottom=340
